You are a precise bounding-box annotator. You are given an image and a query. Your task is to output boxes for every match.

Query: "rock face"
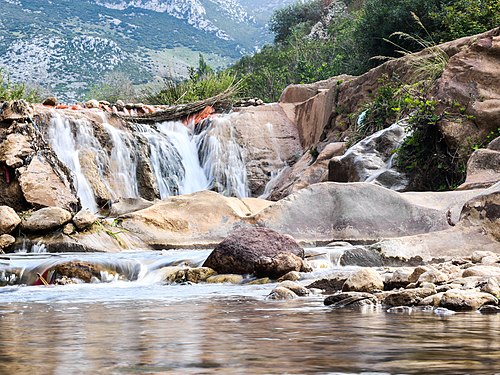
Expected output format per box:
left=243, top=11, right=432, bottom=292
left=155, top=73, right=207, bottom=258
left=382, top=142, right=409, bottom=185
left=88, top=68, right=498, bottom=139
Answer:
left=21, top=207, right=72, bottom=233
left=0, top=134, right=33, bottom=168
left=328, top=124, right=409, bottom=191
left=19, top=156, right=79, bottom=211
left=120, top=190, right=272, bottom=248
left=202, top=227, right=306, bottom=279
left=458, top=141, right=500, bottom=190
left=0, top=100, right=33, bottom=122
left=460, top=188, right=500, bottom=241
left=256, top=182, right=450, bottom=243
left=0, top=206, right=21, bottom=235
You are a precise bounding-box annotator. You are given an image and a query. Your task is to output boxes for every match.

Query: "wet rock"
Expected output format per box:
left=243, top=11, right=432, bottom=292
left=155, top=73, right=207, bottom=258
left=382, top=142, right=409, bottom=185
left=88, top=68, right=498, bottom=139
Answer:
left=306, top=272, right=350, bottom=294
left=417, top=269, right=449, bottom=285
left=387, top=306, right=413, bottom=314
left=340, top=247, right=387, bottom=267
left=203, top=227, right=305, bottom=279
left=0, top=133, right=33, bottom=168
left=382, top=288, right=436, bottom=308
left=278, top=281, right=310, bottom=296
left=385, top=268, right=413, bottom=290
left=0, top=234, right=15, bottom=249
left=420, top=292, right=444, bottom=307
left=0, top=206, right=21, bottom=234
left=206, top=274, right=243, bottom=284
left=433, top=307, right=456, bottom=316
left=324, top=292, right=378, bottom=308
left=73, top=209, right=97, bottom=230
left=439, top=289, right=498, bottom=311
left=277, top=271, right=301, bottom=282
left=462, top=265, right=500, bottom=278
left=42, top=97, right=58, bottom=107
left=245, top=277, right=271, bottom=285
left=185, top=267, right=217, bottom=283
left=342, top=268, right=384, bottom=293
left=328, top=123, right=409, bottom=191
left=162, top=267, right=186, bottom=283
left=85, top=99, right=100, bottom=109
left=21, top=207, right=72, bottom=233
left=267, top=286, right=298, bottom=300
left=19, top=156, right=78, bottom=211
left=52, top=261, right=116, bottom=283
left=479, top=305, right=500, bottom=314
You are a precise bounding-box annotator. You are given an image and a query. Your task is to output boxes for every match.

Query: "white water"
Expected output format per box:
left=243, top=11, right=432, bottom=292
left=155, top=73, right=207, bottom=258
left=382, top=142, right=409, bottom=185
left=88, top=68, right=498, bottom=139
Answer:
left=48, top=114, right=99, bottom=212
left=260, top=123, right=289, bottom=199
left=45, top=113, right=249, bottom=210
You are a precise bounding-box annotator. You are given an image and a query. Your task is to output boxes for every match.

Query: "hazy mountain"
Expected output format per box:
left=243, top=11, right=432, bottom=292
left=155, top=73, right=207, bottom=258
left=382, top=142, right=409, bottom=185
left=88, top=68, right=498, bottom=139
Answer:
left=0, top=0, right=298, bottom=101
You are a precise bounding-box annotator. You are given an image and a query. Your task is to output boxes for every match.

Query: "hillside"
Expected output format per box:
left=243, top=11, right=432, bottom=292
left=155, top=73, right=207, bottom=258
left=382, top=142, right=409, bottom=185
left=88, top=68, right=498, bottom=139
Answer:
left=0, top=0, right=297, bottom=101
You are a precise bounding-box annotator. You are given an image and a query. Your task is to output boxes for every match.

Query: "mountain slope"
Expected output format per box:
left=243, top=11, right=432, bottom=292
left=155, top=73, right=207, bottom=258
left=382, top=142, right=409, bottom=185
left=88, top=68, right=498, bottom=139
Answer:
left=0, top=0, right=297, bottom=101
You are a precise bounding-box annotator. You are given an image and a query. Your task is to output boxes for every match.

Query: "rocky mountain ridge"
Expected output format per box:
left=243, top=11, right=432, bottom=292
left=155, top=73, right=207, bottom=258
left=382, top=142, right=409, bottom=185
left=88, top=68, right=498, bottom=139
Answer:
left=0, top=0, right=297, bottom=100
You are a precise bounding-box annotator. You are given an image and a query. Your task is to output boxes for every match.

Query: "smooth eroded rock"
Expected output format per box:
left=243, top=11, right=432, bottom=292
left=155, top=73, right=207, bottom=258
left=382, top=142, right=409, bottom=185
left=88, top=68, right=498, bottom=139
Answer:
left=73, top=209, right=97, bottom=230
left=0, top=234, right=15, bottom=249
left=342, top=268, right=384, bottom=293
left=0, top=205, right=21, bottom=235
left=439, top=289, right=498, bottom=311
left=21, top=207, right=72, bottom=233
left=203, top=227, right=305, bottom=279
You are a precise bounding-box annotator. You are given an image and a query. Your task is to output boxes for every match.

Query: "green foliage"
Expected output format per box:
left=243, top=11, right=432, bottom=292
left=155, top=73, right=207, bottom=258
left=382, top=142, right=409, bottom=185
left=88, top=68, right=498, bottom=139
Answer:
left=432, top=0, right=500, bottom=41
left=270, top=0, right=324, bottom=44
left=86, top=71, right=137, bottom=103
left=0, top=69, right=41, bottom=102
left=145, top=56, right=240, bottom=105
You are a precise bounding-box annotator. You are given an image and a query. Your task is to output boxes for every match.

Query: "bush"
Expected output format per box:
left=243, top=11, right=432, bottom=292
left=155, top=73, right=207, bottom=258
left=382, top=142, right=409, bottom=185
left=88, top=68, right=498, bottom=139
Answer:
left=86, top=71, right=136, bottom=103
left=0, top=69, right=41, bottom=102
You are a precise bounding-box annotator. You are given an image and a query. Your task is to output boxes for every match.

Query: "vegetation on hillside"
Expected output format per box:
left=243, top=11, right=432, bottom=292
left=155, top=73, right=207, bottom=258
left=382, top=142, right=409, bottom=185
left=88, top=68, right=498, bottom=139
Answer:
left=0, top=69, right=41, bottom=102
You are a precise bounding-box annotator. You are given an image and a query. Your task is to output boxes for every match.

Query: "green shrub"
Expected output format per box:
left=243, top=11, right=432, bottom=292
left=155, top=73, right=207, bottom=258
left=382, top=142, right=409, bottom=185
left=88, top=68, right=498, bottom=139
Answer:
left=0, top=69, right=41, bottom=102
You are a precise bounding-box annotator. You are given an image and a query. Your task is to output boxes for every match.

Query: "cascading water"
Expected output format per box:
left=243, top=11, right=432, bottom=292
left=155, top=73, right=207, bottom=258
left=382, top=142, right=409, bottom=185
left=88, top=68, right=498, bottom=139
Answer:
left=48, top=114, right=99, bottom=212
left=44, top=111, right=249, bottom=211
left=260, top=123, right=288, bottom=199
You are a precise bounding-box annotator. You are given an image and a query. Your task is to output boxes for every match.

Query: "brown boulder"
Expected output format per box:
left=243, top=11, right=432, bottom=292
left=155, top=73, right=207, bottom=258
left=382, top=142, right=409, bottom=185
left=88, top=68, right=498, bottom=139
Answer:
left=439, top=289, right=498, bottom=311
left=42, top=97, right=58, bottom=107
left=0, top=134, right=33, bottom=168
left=0, top=206, right=21, bottom=235
left=0, top=100, right=33, bottom=122
left=202, top=227, right=306, bottom=279
left=458, top=148, right=500, bottom=190
left=0, top=234, right=15, bottom=249
left=342, top=268, right=384, bottom=293
left=19, top=156, right=79, bottom=211
left=460, top=188, right=500, bottom=240
left=382, top=288, right=436, bottom=307
left=21, top=207, right=72, bottom=233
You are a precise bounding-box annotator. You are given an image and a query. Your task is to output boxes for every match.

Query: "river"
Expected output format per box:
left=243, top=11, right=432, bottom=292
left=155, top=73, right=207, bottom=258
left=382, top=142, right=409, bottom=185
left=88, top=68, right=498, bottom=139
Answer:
left=1, top=251, right=499, bottom=374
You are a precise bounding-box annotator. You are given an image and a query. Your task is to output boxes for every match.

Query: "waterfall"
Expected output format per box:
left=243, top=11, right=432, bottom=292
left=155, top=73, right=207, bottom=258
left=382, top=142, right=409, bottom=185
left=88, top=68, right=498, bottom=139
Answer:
left=48, top=114, right=99, bottom=212
left=44, top=112, right=249, bottom=210
left=259, top=123, right=288, bottom=199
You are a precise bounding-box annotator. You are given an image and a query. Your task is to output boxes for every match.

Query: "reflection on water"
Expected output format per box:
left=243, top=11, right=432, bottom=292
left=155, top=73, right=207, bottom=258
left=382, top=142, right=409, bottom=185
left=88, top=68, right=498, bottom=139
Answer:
left=1, top=250, right=500, bottom=374
left=1, top=295, right=500, bottom=374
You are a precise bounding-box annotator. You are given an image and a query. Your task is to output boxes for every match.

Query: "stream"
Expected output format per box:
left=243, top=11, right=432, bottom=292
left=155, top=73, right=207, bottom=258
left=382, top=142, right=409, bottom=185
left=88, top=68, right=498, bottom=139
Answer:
left=1, top=250, right=499, bottom=374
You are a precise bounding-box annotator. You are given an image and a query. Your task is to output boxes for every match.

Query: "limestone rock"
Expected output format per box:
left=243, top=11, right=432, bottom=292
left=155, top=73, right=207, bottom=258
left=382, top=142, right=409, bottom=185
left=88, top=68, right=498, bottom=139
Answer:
left=458, top=148, right=500, bottom=190
left=278, top=280, right=310, bottom=296
left=277, top=271, right=301, bottom=282
left=471, top=250, right=498, bottom=264
left=203, top=227, right=305, bottom=279
left=417, top=269, right=449, bottom=285
left=0, top=100, right=33, bottom=122
left=19, top=156, right=78, bottom=211
left=462, top=265, right=500, bottom=278
left=0, top=134, right=33, bottom=168
left=0, top=206, right=21, bottom=234
left=439, top=289, right=498, bottom=311
left=0, top=234, right=15, bottom=249
left=21, top=207, right=72, bottom=233
left=329, top=123, right=409, bottom=191
left=256, top=182, right=450, bottom=244
left=185, top=267, right=217, bottom=283
left=342, top=268, right=384, bottom=293
left=206, top=274, right=243, bottom=284
left=382, top=288, right=436, bottom=307
left=119, top=190, right=272, bottom=248
left=73, top=209, right=97, bottom=230
left=460, top=189, right=500, bottom=241
left=385, top=268, right=413, bottom=289
left=63, top=223, right=76, bottom=235
left=481, top=277, right=500, bottom=298
left=267, top=286, right=298, bottom=300
left=162, top=267, right=186, bottom=283
left=85, top=100, right=100, bottom=109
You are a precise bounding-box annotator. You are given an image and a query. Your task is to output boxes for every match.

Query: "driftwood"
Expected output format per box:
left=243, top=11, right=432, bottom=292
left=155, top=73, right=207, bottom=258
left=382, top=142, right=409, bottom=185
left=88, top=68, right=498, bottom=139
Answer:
left=115, top=87, right=236, bottom=124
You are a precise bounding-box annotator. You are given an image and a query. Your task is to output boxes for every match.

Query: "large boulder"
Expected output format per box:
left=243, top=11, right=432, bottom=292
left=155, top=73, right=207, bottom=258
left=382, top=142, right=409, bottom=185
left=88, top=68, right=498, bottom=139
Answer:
left=256, top=182, right=451, bottom=243
left=0, top=206, right=21, bottom=234
left=202, top=227, right=306, bottom=279
left=342, top=268, right=384, bottom=293
left=458, top=146, right=500, bottom=190
left=0, top=133, right=33, bottom=168
left=328, top=123, right=409, bottom=191
left=439, top=289, right=498, bottom=311
left=460, top=188, right=500, bottom=241
left=19, top=156, right=79, bottom=211
left=21, top=207, right=72, bottom=233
